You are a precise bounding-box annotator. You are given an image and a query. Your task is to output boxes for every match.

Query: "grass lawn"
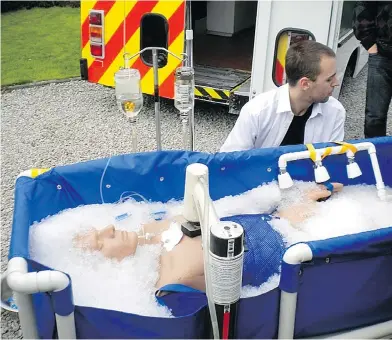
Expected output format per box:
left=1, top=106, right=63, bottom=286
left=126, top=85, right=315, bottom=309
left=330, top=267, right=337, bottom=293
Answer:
left=1, top=7, right=80, bottom=86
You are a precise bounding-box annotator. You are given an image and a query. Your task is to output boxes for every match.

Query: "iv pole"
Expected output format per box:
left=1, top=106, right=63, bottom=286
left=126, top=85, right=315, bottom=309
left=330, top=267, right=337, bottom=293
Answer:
left=185, top=0, right=195, bottom=151
left=123, top=48, right=187, bottom=151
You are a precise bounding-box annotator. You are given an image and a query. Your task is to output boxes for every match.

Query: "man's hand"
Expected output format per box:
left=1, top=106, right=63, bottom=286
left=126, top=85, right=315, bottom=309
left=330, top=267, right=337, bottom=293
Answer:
left=368, top=44, right=378, bottom=54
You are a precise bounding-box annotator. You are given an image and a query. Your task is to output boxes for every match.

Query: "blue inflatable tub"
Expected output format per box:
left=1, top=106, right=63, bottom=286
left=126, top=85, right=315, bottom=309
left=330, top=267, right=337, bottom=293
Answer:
left=6, top=137, right=392, bottom=339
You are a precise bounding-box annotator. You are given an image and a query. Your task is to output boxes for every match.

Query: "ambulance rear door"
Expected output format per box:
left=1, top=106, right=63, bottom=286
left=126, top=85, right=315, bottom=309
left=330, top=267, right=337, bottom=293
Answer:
left=250, top=0, right=336, bottom=99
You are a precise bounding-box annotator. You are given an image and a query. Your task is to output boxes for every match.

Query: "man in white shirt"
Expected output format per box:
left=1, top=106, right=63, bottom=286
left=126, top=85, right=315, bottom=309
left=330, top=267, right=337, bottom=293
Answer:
left=220, top=40, right=346, bottom=152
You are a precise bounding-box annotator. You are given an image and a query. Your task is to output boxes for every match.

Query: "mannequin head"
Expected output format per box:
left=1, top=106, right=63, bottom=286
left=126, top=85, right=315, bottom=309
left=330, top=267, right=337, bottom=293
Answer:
left=74, top=225, right=138, bottom=261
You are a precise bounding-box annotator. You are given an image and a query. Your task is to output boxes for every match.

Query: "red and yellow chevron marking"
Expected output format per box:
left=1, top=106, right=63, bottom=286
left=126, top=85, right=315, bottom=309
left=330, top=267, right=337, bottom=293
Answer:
left=81, top=0, right=186, bottom=99
left=275, top=32, right=289, bottom=85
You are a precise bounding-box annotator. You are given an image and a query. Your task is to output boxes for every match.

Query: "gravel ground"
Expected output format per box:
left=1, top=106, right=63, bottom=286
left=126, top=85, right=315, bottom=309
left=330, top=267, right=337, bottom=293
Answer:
left=1, top=64, right=391, bottom=339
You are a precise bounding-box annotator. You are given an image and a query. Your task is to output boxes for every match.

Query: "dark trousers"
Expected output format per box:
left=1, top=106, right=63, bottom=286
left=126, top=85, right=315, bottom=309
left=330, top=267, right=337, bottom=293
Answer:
left=364, top=53, right=392, bottom=138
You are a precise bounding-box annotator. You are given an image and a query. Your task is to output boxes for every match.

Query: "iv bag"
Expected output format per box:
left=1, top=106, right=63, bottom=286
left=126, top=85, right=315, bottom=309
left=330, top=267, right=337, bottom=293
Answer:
left=174, top=66, right=194, bottom=114
left=115, top=68, right=143, bottom=119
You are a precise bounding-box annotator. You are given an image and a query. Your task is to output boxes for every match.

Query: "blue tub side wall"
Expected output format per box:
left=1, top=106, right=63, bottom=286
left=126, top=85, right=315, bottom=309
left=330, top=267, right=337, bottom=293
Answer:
left=294, top=252, right=392, bottom=338
left=290, top=226, right=392, bottom=337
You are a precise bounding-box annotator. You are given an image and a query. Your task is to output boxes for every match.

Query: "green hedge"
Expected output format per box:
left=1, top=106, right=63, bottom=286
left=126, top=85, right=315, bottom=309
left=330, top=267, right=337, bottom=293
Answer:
left=1, top=1, right=80, bottom=13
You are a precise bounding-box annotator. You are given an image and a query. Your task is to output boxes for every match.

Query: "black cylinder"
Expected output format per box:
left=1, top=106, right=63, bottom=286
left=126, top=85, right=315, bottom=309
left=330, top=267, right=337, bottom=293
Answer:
left=209, top=221, right=244, bottom=339
left=210, top=226, right=243, bottom=258
left=79, top=58, right=88, bottom=80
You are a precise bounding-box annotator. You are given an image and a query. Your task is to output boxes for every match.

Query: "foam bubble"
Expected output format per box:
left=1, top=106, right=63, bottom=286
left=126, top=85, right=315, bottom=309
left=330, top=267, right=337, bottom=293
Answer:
left=295, top=184, right=392, bottom=241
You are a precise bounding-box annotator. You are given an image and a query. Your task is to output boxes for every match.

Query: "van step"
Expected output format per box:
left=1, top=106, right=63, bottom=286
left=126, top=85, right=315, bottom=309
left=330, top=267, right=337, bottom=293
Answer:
left=233, top=78, right=251, bottom=96
left=195, top=64, right=250, bottom=89
left=194, top=64, right=251, bottom=103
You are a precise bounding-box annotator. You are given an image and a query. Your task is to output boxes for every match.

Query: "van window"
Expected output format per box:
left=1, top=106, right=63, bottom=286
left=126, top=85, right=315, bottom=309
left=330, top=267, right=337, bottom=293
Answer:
left=272, top=28, right=315, bottom=87
left=140, top=13, right=169, bottom=68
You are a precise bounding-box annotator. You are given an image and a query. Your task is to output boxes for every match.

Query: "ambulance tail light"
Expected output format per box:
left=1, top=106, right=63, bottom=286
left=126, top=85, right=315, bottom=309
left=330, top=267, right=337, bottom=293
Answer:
left=90, top=44, right=103, bottom=58
left=272, top=28, right=315, bottom=87
left=89, top=11, right=102, bottom=25
left=90, top=26, right=103, bottom=43
left=89, top=10, right=105, bottom=59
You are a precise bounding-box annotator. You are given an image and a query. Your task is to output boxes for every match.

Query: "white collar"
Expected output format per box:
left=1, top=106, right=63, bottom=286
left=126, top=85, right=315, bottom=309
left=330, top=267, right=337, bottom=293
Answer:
left=276, top=84, right=324, bottom=118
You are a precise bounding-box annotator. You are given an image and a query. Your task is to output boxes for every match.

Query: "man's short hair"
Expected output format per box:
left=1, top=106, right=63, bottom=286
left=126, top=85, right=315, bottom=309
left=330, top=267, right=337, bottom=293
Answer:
left=285, top=40, right=336, bottom=86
